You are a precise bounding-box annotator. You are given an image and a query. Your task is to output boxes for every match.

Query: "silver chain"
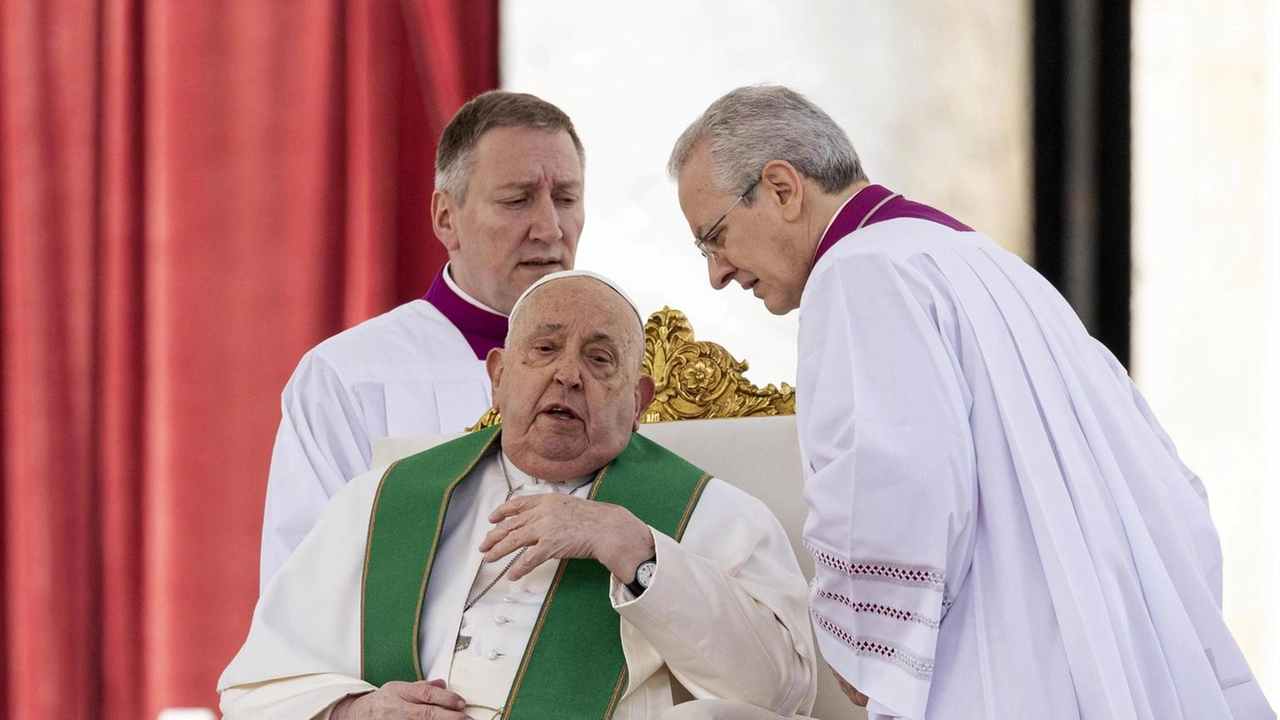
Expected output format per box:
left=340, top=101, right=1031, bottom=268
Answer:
left=462, top=453, right=528, bottom=613
left=460, top=454, right=595, bottom=613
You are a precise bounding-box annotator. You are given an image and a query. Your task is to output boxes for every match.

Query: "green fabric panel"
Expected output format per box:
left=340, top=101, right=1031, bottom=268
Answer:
left=590, top=433, right=712, bottom=542
left=361, top=425, right=500, bottom=685
left=504, top=432, right=711, bottom=719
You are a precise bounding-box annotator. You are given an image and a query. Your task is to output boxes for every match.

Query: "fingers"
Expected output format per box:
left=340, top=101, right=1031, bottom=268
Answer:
left=506, top=544, right=551, bottom=581
left=416, top=706, right=470, bottom=719
left=829, top=669, right=869, bottom=707
left=479, top=495, right=565, bottom=559
left=395, top=680, right=467, bottom=712
left=488, top=492, right=584, bottom=524
left=488, top=494, right=538, bottom=523
left=480, top=522, right=532, bottom=562
left=477, top=495, right=602, bottom=571
left=480, top=495, right=547, bottom=556
left=478, top=514, right=526, bottom=555
left=344, top=681, right=470, bottom=719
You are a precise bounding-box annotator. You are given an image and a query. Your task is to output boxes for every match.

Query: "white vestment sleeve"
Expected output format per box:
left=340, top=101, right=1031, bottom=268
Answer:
left=259, top=351, right=372, bottom=591
left=798, top=254, right=976, bottom=720
left=219, top=674, right=371, bottom=720
left=222, top=468, right=382, bottom=719
left=610, top=480, right=817, bottom=717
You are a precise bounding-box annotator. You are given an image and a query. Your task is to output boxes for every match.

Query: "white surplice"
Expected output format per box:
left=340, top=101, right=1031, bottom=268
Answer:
left=797, top=218, right=1274, bottom=719
left=220, top=450, right=818, bottom=720
left=259, top=296, right=493, bottom=590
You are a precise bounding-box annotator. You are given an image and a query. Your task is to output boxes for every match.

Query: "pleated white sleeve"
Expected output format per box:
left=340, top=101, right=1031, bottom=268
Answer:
left=257, top=300, right=492, bottom=592
left=797, top=251, right=976, bottom=720
left=259, top=349, right=373, bottom=592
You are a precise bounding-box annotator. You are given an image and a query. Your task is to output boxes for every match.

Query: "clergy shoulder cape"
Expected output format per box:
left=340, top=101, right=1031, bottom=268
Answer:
left=797, top=214, right=1274, bottom=719
left=259, top=296, right=493, bottom=590
left=220, top=428, right=818, bottom=719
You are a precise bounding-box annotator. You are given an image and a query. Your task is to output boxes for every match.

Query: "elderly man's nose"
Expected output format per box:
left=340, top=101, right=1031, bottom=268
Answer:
left=708, top=258, right=734, bottom=291
left=552, top=356, right=582, bottom=387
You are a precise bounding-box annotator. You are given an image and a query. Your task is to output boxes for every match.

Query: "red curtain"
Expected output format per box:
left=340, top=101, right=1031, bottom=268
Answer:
left=0, top=1, right=497, bottom=717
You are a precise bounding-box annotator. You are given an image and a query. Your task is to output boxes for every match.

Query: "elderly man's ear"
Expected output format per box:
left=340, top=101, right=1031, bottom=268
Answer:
left=634, top=375, right=656, bottom=430
left=486, top=347, right=505, bottom=409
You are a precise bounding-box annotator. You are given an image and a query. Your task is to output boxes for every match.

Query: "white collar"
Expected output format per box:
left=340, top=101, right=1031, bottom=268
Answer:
left=443, top=262, right=507, bottom=316
left=812, top=187, right=871, bottom=264
left=499, top=452, right=594, bottom=494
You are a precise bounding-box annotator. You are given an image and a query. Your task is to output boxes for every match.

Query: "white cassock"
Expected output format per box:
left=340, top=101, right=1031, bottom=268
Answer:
left=220, top=452, right=818, bottom=719
left=797, top=217, right=1274, bottom=719
left=259, top=269, right=496, bottom=590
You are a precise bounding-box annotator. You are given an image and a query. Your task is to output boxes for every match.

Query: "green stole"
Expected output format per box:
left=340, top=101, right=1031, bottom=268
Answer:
left=360, top=425, right=711, bottom=718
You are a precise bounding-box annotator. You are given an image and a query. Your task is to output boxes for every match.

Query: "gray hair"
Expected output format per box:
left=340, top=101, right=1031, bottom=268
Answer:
left=435, top=91, right=585, bottom=202
left=667, top=85, right=866, bottom=199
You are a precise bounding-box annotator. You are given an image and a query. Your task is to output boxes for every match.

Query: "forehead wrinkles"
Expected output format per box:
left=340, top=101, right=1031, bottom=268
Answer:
left=493, top=170, right=583, bottom=194
left=513, top=282, right=642, bottom=357
left=474, top=132, right=582, bottom=184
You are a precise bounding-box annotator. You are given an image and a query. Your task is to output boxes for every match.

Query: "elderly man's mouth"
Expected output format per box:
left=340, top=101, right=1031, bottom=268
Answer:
left=540, top=404, right=581, bottom=421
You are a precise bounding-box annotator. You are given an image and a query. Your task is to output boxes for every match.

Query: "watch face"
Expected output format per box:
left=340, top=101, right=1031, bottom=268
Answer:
left=636, top=561, right=656, bottom=588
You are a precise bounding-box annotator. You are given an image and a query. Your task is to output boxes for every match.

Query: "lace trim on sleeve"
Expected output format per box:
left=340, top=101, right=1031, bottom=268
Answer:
left=813, top=610, right=935, bottom=679
left=815, top=588, right=941, bottom=629
left=806, top=542, right=945, bottom=589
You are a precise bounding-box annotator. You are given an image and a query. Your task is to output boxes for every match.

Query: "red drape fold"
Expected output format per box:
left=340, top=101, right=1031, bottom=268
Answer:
left=0, top=1, right=498, bottom=717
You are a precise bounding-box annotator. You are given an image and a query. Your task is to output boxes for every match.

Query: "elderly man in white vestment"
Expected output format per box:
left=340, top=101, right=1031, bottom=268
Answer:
left=668, top=85, right=1275, bottom=720
left=259, top=91, right=589, bottom=590
left=219, top=270, right=818, bottom=719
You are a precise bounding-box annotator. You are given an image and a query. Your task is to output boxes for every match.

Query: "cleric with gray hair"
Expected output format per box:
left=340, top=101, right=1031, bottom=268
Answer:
left=667, top=85, right=866, bottom=201
left=669, top=84, right=1272, bottom=719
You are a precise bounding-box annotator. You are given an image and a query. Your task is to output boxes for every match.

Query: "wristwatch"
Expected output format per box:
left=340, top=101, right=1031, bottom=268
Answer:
left=626, top=556, right=657, bottom=597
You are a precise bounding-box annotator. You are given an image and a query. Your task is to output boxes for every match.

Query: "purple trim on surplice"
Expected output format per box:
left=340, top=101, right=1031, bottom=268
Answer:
left=422, top=271, right=508, bottom=360
left=812, top=185, right=973, bottom=266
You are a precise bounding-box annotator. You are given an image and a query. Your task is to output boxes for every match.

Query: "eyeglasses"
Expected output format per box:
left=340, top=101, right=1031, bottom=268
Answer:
left=694, top=179, right=759, bottom=262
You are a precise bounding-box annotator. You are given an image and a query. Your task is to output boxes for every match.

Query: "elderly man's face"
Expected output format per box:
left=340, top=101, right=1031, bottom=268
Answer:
left=676, top=142, right=810, bottom=315
left=487, top=278, right=654, bottom=480
left=434, top=126, right=585, bottom=314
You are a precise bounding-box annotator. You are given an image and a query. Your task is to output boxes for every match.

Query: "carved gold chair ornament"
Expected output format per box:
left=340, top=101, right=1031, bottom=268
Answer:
left=467, top=307, right=794, bottom=431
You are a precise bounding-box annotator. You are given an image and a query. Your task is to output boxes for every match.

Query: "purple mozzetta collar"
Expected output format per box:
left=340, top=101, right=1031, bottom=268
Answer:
left=422, top=271, right=508, bottom=360
left=812, top=184, right=973, bottom=265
